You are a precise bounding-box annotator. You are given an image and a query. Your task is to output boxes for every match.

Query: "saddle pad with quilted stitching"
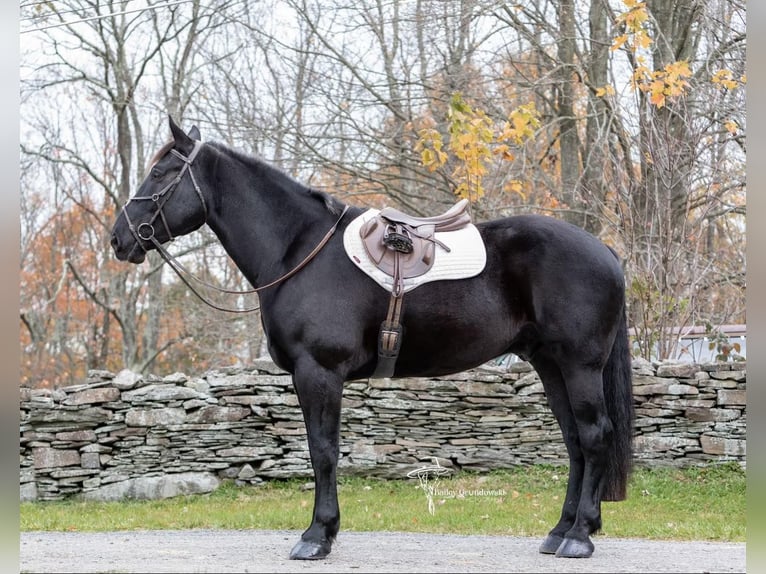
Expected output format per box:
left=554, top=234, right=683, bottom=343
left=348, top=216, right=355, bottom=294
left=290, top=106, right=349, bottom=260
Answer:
left=343, top=209, right=487, bottom=294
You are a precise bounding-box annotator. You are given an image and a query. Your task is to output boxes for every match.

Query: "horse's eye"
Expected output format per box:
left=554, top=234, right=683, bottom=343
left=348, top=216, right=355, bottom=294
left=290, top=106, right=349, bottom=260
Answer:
left=150, top=168, right=162, bottom=180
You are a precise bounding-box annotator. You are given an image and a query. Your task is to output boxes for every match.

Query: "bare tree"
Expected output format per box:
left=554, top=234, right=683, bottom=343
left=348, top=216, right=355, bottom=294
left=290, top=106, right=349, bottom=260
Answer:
left=492, top=0, right=745, bottom=358
left=20, top=0, right=240, bottom=382
left=20, top=0, right=745, bottom=385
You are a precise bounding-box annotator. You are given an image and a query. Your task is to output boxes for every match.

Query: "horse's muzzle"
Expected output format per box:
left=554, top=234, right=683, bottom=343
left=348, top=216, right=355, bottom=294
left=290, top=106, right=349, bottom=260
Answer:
left=110, top=232, right=146, bottom=264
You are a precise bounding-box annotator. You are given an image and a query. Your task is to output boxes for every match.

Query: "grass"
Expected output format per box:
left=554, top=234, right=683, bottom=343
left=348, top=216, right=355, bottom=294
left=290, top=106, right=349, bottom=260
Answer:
left=20, top=463, right=745, bottom=542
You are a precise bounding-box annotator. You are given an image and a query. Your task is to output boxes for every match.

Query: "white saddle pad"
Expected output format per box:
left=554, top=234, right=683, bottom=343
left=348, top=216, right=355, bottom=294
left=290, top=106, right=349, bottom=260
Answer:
left=343, top=209, right=487, bottom=294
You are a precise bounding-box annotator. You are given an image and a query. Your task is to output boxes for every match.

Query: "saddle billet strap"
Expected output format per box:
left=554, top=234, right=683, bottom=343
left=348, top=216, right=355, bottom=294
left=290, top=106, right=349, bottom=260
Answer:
left=371, top=242, right=408, bottom=379
left=372, top=290, right=404, bottom=379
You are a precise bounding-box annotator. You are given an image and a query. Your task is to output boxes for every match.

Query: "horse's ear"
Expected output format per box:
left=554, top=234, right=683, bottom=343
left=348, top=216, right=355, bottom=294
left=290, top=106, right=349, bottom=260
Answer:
left=168, top=115, right=194, bottom=150
left=189, top=125, right=201, bottom=140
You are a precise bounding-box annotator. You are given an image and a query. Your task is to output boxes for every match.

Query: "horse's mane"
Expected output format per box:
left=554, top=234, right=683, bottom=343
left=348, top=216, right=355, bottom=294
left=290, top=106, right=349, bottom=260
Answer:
left=207, top=141, right=344, bottom=216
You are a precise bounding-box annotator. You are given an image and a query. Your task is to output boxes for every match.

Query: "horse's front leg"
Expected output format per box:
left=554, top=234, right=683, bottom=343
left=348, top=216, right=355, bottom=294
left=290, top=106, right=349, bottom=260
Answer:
left=288, top=359, right=344, bottom=560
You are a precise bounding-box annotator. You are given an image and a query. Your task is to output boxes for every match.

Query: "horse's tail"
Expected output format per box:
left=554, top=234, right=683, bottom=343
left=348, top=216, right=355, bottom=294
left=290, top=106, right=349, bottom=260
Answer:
left=601, top=302, right=634, bottom=501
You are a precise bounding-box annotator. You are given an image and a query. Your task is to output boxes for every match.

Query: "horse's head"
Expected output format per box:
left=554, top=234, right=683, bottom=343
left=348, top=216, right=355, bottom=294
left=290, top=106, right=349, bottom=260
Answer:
left=110, top=116, right=207, bottom=264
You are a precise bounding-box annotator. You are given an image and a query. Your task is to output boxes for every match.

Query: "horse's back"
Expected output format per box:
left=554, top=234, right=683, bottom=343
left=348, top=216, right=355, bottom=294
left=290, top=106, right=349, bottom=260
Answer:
left=480, top=214, right=622, bottom=278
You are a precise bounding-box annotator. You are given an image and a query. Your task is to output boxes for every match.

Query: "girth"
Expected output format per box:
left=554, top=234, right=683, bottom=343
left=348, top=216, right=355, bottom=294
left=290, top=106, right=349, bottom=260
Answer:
left=360, top=199, right=472, bottom=378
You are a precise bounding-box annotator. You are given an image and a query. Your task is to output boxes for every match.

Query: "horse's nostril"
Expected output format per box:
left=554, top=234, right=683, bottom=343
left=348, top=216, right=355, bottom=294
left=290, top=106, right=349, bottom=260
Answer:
left=110, top=233, right=120, bottom=250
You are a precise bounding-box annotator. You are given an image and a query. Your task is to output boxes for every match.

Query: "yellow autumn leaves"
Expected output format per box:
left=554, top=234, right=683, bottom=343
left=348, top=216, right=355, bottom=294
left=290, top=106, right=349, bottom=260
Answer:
left=612, top=1, right=693, bottom=110
left=417, top=1, right=745, bottom=204
left=415, top=94, right=540, bottom=202
left=632, top=60, right=692, bottom=109
left=604, top=0, right=745, bottom=113
left=612, top=0, right=652, bottom=53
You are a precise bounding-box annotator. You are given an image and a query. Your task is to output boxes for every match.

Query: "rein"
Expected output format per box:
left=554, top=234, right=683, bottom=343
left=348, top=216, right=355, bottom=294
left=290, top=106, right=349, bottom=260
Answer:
left=122, top=141, right=349, bottom=314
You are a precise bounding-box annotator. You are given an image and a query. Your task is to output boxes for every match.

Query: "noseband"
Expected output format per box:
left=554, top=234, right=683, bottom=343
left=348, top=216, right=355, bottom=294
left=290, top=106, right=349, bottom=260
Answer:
left=122, top=140, right=206, bottom=249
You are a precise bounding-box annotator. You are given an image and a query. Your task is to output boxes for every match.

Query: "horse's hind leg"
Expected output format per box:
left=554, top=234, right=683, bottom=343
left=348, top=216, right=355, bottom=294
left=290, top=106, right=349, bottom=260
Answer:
left=531, top=357, right=586, bottom=555
left=288, top=359, right=344, bottom=560
left=555, top=364, right=614, bottom=558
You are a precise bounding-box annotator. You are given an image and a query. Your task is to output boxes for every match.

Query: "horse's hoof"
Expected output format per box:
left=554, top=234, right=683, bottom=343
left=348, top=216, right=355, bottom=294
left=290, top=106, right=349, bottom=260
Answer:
left=289, top=539, right=332, bottom=560
left=555, top=536, right=594, bottom=558
left=539, top=533, right=564, bottom=554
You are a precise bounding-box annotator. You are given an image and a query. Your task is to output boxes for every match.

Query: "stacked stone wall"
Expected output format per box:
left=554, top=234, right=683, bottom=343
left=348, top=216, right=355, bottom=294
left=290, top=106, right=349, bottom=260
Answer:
left=19, top=358, right=746, bottom=501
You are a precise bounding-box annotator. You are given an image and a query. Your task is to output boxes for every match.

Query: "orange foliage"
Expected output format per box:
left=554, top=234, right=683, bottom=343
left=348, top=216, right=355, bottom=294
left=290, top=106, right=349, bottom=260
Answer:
left=21, top=198, right=118, bottom=387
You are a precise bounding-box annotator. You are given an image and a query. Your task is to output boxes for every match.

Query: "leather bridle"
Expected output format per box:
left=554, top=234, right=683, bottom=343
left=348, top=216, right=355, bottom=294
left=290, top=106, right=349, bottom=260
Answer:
left=122, top=140, right=206, bottom=248
left=120, top=140, right=348, bottom=313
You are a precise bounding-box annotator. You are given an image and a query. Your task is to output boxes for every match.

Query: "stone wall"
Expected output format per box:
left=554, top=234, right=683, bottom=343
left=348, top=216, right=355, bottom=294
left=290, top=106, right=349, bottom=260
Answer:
left=19, top=358, right=746, bottom=502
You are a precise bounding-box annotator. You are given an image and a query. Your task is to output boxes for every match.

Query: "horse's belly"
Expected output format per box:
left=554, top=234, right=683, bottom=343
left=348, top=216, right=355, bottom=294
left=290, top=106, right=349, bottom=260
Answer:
left=391, top=314, right=513, bottom=377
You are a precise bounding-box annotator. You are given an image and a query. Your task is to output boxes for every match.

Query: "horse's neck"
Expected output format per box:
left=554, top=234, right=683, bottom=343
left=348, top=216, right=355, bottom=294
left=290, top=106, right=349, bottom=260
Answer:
left=203, top=156, right=327, bottom=288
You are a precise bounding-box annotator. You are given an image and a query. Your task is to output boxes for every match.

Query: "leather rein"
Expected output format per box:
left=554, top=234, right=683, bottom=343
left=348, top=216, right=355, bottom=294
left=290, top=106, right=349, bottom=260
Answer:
left=121, top=140, right=349, bottom=313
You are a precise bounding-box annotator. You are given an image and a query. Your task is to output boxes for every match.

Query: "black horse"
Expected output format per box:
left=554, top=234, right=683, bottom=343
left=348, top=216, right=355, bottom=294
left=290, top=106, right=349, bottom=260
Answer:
left=111, top=117, right=634, bottom=560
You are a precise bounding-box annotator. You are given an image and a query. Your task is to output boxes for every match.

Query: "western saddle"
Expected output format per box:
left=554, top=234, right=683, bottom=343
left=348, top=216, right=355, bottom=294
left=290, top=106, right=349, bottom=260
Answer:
left=359, top=198, right=472, bottom=378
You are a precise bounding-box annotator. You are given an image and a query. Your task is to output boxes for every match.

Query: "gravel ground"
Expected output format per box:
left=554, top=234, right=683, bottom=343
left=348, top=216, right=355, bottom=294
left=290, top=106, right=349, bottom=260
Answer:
left=20, top=529, right=745, bottom=573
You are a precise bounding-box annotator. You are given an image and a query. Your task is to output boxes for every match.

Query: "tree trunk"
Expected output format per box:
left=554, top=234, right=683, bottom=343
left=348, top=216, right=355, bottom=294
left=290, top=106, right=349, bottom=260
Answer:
left=556, top=0, right=582, bottom=227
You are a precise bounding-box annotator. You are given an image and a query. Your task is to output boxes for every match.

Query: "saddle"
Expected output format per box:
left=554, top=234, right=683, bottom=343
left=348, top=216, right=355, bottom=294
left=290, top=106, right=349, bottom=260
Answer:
left=358, top=199, right=473, bottom=379
left=360, top=198, right=472, bottom=288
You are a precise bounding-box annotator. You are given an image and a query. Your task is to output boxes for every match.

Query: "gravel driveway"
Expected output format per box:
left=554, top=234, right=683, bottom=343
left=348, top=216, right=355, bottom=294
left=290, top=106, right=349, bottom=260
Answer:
left=20, top=529, right=745, bottom=573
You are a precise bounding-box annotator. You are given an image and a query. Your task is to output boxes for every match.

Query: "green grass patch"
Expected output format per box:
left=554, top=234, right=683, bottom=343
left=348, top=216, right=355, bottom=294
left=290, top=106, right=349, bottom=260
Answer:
left=20, top=463, right=745, bottom=541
